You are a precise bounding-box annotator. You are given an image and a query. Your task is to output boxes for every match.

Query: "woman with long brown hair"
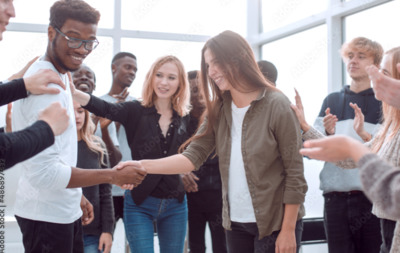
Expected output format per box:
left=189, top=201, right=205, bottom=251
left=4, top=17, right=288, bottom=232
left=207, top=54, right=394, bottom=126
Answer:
left=117, top=30, right=307, bottom=253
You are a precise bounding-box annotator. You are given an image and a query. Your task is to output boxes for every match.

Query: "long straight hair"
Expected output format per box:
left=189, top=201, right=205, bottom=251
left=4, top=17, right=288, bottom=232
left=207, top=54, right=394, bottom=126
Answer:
left=180, top=30, right=277, bottom=151
left=78, top=109, right=107, bottom=165
left=371, top=47, right=400, bottom=153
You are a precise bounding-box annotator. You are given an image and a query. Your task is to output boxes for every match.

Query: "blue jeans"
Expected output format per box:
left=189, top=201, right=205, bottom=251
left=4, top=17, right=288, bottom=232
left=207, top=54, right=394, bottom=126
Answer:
left=123, top=191, right=188, bottom=253
left=323, top=191, right=381, bottom=253
left=83, top=234, right=101, bottom=253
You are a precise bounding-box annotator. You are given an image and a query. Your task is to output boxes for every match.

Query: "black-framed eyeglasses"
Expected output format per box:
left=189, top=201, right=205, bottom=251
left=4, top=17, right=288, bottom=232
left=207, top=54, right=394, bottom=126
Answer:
left=54, top=27, right=99, bottom=51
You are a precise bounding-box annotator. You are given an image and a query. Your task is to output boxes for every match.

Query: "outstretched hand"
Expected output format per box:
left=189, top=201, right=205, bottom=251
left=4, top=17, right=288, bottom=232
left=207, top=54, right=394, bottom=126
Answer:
left=299, top=135, right=370, bottom=163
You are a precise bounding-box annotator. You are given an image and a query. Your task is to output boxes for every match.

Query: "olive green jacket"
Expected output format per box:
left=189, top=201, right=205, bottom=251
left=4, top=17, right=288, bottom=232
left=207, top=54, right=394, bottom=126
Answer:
left=182, top=88, right=307, bottom=238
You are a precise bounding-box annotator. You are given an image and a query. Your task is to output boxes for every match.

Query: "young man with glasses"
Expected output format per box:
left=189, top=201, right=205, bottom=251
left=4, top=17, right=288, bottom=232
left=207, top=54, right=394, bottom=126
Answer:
left=0, top=0, right=71, bottom=169
left=11, top=1, right=146, bottom=252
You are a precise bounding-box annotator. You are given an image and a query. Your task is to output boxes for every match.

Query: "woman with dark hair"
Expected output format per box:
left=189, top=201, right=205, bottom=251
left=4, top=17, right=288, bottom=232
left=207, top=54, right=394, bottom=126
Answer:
left=117, top=30, right=307, bottom=253
left=72, top=55, right=191, bottom=253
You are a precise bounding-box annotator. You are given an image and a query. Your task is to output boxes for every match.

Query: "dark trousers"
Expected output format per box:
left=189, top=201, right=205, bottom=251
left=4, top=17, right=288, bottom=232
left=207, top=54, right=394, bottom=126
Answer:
left=112, top=195, right=124, bottom=232
left=225, top=220, right=303, bottom=253
left=16, top=215, right=84, bottom=253
left=187, top=190, right=227, bottom=253
left=323, top=192, right=381, bottom=253
left=380, top=218, right=396, bottom=253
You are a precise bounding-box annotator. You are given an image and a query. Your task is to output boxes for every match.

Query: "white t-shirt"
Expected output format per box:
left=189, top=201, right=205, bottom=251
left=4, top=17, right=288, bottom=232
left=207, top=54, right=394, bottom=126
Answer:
left=228, top=101, right=256, bottom=222
left=12, top=58, right=82, bottom=224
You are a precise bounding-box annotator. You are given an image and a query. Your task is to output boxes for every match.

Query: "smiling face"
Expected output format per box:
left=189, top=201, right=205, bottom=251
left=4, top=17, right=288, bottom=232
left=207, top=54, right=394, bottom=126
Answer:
left=48, top=19, right=98, bottom=74
left=112, top=56, right=137, bottom=88
left=73, top=65, right=96, bottom=93
left=0, top=0, right=15, bottom=41
left=204, top=48, right=232, bottom=92
left=152, top=62, right=180, bottom=101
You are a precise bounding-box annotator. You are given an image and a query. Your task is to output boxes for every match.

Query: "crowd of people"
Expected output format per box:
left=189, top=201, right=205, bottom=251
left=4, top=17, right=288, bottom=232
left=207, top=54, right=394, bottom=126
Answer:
left=1, top=0, right=400, bottom=253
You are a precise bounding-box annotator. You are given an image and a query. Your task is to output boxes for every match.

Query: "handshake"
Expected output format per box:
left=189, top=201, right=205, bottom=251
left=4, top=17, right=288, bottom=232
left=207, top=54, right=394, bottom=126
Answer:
left=111, top=161, right=147, bottom=190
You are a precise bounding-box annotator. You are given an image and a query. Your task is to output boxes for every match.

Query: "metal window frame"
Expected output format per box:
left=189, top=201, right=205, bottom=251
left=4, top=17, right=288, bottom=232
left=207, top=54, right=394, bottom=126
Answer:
left=247, top=0, right=392, bottom=93
left=5, top=0, right=393, bottom=92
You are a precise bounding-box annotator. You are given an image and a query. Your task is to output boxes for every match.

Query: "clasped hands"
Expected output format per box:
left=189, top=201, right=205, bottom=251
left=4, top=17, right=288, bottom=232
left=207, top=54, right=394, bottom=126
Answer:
left=112, top=160, right=147, bottom=190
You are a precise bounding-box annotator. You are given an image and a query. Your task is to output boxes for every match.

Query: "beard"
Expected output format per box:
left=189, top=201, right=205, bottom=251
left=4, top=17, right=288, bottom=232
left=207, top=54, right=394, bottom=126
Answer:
left=51, top=38, right=80, bottom=72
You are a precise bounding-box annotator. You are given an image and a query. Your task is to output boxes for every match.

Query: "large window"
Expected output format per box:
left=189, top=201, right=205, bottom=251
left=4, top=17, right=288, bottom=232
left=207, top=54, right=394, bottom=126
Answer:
left=261, top=0, right=328, bottom=33
left=1, top=1, right=396, bottom=252
left=12, top=0, right=114, bottom=28
left=121, top=0, right=246, bottom=36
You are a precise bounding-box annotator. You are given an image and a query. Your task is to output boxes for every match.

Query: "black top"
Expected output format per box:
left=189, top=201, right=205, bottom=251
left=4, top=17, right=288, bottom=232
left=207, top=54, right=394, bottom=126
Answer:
left=84, top=95, right=190, bottom=205
left=318, top=86, right=382, bottom=124
left=0, top=120, right=54, bottom=170
left=0, top=78, right=27, bottom=106
left=0, top=79, right=55, bottom=170
left=77, top=141, right=114, bottom=236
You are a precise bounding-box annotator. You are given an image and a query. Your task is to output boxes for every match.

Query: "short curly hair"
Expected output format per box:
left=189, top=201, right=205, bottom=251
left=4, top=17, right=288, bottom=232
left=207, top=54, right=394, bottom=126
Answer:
left=49, top=0, right=100, bottom=29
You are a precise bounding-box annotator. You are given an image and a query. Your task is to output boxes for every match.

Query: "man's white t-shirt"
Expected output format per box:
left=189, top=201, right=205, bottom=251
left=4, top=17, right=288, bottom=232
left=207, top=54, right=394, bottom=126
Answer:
left=12, top=58, right=82, bottom=224
left=228, top=101, right=256, bottom=222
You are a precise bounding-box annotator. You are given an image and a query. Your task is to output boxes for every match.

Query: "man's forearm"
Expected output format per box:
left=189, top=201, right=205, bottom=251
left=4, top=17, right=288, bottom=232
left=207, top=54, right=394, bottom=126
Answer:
left=67, top=167, right=114, bottom=188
